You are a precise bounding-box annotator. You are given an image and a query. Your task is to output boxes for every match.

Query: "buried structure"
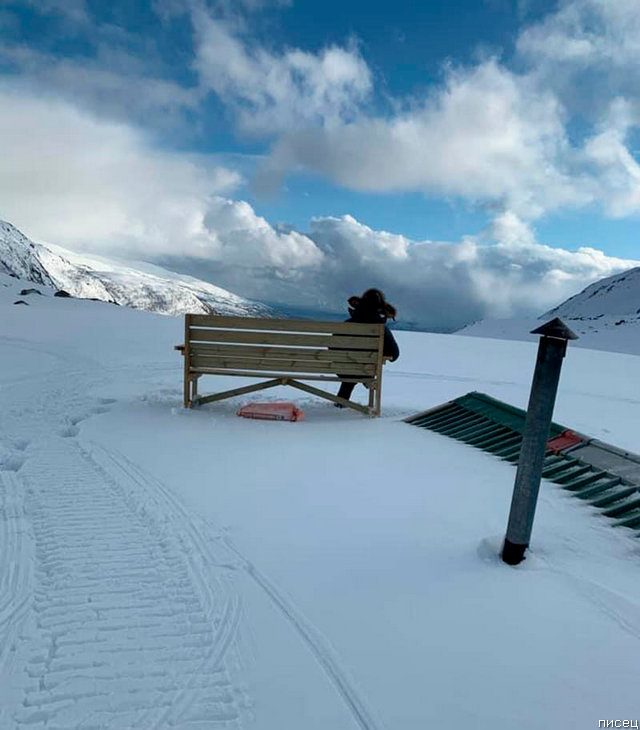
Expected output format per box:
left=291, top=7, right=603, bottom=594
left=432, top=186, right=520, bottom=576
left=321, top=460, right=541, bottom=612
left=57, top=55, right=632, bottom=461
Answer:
left=406, top=391, right=640, bottom=536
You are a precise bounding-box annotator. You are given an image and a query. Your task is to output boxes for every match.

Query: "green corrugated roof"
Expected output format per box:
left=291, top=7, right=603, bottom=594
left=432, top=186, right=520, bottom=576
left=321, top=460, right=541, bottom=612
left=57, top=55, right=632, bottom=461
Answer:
left=405, top=392, right=640, bottom=536
left=452, top=392, right=567, bottom=437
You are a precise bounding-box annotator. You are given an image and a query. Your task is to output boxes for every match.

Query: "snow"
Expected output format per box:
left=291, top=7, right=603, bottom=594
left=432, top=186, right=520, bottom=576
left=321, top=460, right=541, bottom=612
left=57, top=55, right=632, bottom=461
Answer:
left=460, top=266, right=640, bottom=356
left=2, top=270, right=640, bottom=729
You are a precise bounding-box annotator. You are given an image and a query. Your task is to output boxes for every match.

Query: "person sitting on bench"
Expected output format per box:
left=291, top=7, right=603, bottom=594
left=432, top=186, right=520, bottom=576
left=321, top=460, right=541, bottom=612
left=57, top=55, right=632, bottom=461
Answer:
left=336, top=288, right=400, bottom=407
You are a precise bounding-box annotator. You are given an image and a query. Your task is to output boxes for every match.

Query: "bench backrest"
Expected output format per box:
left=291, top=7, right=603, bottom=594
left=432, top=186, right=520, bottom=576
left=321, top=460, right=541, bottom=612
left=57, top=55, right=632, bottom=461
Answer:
left=184, top=314, right=385, bottom=381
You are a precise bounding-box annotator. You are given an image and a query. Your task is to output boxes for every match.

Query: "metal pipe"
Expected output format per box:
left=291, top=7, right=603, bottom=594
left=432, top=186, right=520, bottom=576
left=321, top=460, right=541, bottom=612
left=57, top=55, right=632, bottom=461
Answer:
left=502, top=318, right=578, bottom=566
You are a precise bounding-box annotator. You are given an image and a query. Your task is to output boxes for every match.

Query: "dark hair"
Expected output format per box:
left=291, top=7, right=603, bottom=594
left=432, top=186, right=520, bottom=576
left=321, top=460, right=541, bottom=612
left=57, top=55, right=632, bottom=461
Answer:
left=348, top=288, right=397, bottom=321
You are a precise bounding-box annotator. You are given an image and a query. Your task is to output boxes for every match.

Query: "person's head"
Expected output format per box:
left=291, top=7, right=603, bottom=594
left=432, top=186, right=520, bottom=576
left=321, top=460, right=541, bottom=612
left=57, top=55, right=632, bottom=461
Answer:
left=348, top=288, right=397, bottom=321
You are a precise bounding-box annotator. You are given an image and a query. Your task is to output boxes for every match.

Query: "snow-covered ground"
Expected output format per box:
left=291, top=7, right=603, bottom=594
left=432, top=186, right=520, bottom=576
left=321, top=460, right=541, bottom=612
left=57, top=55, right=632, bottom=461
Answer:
left=2, top=271, right=640, bottom=729
left=460, top=314, right=640, bottom=356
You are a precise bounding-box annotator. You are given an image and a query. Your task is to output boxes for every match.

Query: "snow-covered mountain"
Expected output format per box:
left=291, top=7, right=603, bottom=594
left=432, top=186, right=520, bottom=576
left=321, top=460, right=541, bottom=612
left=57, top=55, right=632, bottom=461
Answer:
left=0, top=220, right=56, bottom=287
left=458, top=266, right=640, bottom=355
left=0, top=220, right=272, bottom=317
left=545, top=266, right=640, bottom=323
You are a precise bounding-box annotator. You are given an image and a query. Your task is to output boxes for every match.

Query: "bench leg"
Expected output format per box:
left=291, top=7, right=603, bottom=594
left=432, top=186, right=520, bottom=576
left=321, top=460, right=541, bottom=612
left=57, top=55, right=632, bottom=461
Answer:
left=287, top=379, right=371, bottom=416
left=184, top=376, right=199, bottom=408
left=183, top=376, right=191, bottom=409
left=373, top=378, right=382, bottom=417
left=368, top=384, right=375, bottom=413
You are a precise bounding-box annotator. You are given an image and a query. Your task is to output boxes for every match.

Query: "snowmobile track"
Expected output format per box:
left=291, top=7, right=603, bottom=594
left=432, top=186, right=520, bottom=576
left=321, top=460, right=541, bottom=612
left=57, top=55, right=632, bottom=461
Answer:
left=0, top=470, right=34, bottom=671
left=10, top=438, right=247, bottom=729
left=84, top=443, right=248, bottom=729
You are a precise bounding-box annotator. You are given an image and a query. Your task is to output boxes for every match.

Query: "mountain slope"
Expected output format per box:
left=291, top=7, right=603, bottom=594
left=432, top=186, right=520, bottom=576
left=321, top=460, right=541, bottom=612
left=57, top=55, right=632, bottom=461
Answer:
left=458, top=266, right=640, bottom=355
left=0, top=221, right=56, bottom=287
left=0, top=220, right=272, bottom=317
left=545, top=266, right=640, bottom=322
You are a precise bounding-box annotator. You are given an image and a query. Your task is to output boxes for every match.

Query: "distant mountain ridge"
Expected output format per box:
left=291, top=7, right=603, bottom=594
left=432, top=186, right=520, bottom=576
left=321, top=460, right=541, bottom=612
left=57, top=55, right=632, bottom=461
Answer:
left=0, top=220, right=272, bottom=318
left=458, top=266, right=640, bottom=356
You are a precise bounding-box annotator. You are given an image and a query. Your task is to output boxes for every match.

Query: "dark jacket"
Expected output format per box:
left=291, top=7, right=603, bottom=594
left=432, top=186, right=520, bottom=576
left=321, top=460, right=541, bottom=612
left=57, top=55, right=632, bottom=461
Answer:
left=346, top=304, right=400, bottom=362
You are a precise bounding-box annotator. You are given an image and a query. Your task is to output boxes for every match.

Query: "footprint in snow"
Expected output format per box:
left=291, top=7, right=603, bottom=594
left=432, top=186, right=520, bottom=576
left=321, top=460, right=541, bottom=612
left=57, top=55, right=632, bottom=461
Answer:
left=0, top=453, right=26, bottom=471
left=90, top=406, right=109, bottom=415
left=59, top=424, right=80, bottom=438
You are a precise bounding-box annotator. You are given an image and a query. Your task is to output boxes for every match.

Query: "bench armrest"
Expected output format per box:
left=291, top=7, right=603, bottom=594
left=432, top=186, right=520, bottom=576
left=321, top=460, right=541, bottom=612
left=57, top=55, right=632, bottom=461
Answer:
left=174, top=344, right=185, bottom=354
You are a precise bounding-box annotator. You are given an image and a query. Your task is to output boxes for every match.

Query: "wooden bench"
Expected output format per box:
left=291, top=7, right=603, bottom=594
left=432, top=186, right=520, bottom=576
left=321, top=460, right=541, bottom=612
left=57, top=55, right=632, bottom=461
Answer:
left=175, top=314, right=386, bottom=416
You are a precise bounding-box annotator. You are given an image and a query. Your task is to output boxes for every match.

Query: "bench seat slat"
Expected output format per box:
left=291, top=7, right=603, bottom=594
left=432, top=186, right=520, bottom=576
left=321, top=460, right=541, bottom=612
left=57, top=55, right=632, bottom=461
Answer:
left=188, top=343, right=378, bottom=364
left=190, top=357, right=375, bottom=376
left=189, top=368, right=372, bottom=383
left=189, top=328, right=380, bottom=350
left=189, top=314, right=382, bottom=336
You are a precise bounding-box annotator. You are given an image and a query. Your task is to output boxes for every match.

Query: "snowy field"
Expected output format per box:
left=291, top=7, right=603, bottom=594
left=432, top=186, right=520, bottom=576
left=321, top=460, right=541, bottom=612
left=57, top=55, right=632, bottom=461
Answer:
left=460, top=314, right=640, bottom=357
left=1, top=272, right=640, bottom=729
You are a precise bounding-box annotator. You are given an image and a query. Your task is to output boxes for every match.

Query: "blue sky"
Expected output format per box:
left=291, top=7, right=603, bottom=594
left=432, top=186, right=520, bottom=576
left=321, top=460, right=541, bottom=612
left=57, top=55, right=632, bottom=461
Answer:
left=1, top=0, right=639, bottom=328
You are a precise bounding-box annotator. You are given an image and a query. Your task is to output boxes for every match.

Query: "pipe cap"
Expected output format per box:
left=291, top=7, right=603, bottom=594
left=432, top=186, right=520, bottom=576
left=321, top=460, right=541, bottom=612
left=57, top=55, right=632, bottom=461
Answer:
left=530, top=317, right=579, bottom=340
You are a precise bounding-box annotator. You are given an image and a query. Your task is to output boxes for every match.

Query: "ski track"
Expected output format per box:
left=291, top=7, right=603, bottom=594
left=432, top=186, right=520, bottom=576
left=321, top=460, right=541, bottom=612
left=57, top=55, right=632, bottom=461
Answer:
left=545, top=563, right=640, bottom=643
left=235, top=558, right=383, bottom=730
left=387, top=369, right=519, bottom=388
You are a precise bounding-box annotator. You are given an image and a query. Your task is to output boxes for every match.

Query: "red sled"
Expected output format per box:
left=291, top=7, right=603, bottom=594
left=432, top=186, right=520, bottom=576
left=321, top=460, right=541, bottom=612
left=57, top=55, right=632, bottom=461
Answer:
left=237, top=402, right=305, bottom=422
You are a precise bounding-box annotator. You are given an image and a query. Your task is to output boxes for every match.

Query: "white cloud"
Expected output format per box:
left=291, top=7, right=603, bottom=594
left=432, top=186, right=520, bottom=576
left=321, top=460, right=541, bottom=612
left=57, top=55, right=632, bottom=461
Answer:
left=199, top=198, right=322, bottom=267
left=584, top=126, right=640, bottom=217
left=515, top=0, right=640, bottom=132
left=517, top=0, right=640, bottom=71
left=192, top=11, right=372, bottom=134
left=0, top=86, right=322, bottom=270
left=255, top=0, right=640, bottom=222
left=260, top=60, right=587, bottom=218
left=0, top=42, right=201, bottom=129
left=513, top=0, right=640, bottom=221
